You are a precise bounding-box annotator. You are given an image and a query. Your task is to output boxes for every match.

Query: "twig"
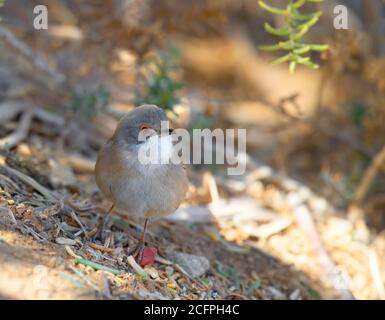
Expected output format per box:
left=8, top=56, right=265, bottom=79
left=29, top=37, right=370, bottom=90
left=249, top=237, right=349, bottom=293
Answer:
left=88, top=242, right=115, bottom=253
left=66, top=155, right=95, bottom=174
left=23, top=224, right=47, bottom=242
left=314, top=66, right=330, bottom=114
left=293, top=205, right=354, bottom=300
left=204, top=172, right=220, bottom=203
left=240, top=217, right=292, bottom=238
left=1, top=165, right=58, bottom=201
left=68, top=266, right=102, bottom=293
left=101, top=272, right=114, bottom=299
left=74, top=257, right=124, bottom=275
left=173, top=263, right=209, bottom=290
left=351, top=143, right=385, bottom=204
left=271, top=95, right=374, bottom=158
left=126, top=255, right=148, bottom=278
left=63, top=195, right=99, bottom=213
left=110, top=215, right=156, bottom=238
left=154, top=255, right=209, bottom=290
left=363, top=0, right=385, bottom=55
left=0, top=109, right=34, bottom=148
left=0, top=206, right=17, bottom=225
left=0, top=26, right=66, bottom=86
left=0, top=173, right=21, bottom=192
left=34, top=108, right=65, bottom=127
left=193, top=94, right=374, bottom=158
left=368, top=249, right=385, bottom=299
left=0, top=101, right=28, bottom=125
left=65, top=245, right=80, bottom=259
left=154, top=255, right=173, bottom=265
left=67, top=207, right=88, bottom=237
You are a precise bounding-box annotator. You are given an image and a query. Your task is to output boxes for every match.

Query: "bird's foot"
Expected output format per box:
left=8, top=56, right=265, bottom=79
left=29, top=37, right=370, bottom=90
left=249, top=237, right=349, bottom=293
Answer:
left=127, top=241, right=145, bottom=260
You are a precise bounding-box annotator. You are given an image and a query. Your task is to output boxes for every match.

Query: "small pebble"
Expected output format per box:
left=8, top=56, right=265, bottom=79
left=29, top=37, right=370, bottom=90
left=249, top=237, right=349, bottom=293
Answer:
left=165, top=266, right=174, bottom=277
left=16, top=143, right=32, bottom=158
left=289, top=288, right=301, bottom=300
left=144, top=266, right=159, bottom=279
left=56, top=237, right=77, bottom=246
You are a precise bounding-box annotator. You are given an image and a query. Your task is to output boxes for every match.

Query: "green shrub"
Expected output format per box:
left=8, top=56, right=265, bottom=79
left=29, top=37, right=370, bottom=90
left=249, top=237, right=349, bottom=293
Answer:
left=135, top=47, right=183, bottom=112
left=71, top=85, right=110, bottom=119
left=259, top=0, right=328, bottom=73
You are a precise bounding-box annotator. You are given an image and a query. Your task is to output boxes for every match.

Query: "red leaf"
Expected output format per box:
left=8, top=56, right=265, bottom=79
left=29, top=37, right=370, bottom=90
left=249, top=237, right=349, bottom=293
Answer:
left=139, top=246, right=157, bottom=267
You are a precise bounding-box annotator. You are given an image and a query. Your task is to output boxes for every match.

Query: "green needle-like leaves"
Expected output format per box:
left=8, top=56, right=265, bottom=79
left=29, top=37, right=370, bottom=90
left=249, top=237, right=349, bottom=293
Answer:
left=258, top=0, right=328, bottom=73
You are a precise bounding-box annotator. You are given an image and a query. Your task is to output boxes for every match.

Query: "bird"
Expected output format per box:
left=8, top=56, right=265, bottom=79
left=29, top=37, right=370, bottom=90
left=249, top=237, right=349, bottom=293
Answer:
left=95, top=104, right=188, bottom=262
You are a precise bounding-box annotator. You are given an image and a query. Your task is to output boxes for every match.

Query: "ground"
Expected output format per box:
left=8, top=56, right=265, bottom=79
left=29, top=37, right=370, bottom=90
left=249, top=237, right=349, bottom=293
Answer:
left=0, top=0, right=385, bottom=300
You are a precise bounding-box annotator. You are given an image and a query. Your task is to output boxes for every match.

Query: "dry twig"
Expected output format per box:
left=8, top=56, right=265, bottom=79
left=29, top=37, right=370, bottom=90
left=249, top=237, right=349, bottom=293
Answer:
left=68, top=266, right=102, bottom=293
left=271, top=95, right=373, bottom=158
left=88, top=242, right=115, bottom=253
left=351, top=143, right=385, bottom=205
left=126, top=255, right=148, bottom=278
left=368, top=249, right=385, bottom=299
left=293, top=205, right=354, bottom=300
left=1, top=165, right=58, bottom=201
left=0, top=109, right=34, bottom=148
left=0, top=101, right=28, bottom=125
left=0, top=26, right=66, bottom=87
left=0, top=206, right=17, bottom=225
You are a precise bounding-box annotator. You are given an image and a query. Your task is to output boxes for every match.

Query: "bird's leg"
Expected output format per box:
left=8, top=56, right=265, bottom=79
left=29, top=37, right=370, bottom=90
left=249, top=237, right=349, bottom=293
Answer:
left=97, top=204, right=114, bottom=242
left=127, top=218, right=148, bottom=261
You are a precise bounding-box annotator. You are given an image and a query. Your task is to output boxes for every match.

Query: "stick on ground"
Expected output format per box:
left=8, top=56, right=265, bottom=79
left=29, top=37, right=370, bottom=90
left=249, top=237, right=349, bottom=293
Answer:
left=0, top=109, right=34, bottom=148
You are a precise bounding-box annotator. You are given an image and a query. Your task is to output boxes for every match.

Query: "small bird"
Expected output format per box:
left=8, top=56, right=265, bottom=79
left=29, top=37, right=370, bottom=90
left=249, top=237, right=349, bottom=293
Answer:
left=95, top=104, right=188, bottom=262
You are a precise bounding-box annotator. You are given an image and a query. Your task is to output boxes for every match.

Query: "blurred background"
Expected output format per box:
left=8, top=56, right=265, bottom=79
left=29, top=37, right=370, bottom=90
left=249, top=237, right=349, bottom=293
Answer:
left=0, top=0, right=385, bottom=300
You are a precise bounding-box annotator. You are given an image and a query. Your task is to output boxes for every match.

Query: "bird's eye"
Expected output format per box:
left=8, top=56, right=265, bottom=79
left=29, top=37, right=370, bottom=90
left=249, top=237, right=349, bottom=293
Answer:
left=140, top=124, right=150, bottom=131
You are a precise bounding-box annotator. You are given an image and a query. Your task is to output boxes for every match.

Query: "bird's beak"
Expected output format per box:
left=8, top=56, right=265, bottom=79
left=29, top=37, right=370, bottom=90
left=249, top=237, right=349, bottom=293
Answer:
left=161, top=128, right=174, bottom=136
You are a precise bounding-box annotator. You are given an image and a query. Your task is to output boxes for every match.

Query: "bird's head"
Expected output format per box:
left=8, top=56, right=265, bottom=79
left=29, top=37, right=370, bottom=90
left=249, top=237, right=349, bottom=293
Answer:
left=113, top=104, right=172, bottom=147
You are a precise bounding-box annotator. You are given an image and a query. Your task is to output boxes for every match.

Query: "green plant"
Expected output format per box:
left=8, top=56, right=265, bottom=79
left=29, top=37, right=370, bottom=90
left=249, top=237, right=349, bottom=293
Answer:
left=135, top=47, right=183, bottom=112
left=189, top=113, right=214, bottom=131
left=258, top=0, right=328, bottom=73
left=0, top=1, right=5, bottom=21
left=304, top=284, right=321, bottom=299
left=244, top=278, right=261, bottom=296
left=350, top=101, right=367, bottom=128
left=71, top=85, right=110, bottom=119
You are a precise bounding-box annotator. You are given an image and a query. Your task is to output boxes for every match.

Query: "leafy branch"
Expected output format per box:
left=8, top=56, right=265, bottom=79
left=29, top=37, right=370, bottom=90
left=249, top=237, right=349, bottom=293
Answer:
left=258, top=0, right=328, bottom=73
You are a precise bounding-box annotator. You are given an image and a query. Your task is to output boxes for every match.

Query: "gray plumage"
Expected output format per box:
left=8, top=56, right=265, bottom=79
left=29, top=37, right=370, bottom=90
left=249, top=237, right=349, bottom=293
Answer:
left=95, top=104, right=188, bottom=219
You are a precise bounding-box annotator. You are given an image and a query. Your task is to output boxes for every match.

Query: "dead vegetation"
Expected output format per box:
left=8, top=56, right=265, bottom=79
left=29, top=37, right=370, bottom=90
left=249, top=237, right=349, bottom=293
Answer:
left=1, top=0, right=385, bottom=300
